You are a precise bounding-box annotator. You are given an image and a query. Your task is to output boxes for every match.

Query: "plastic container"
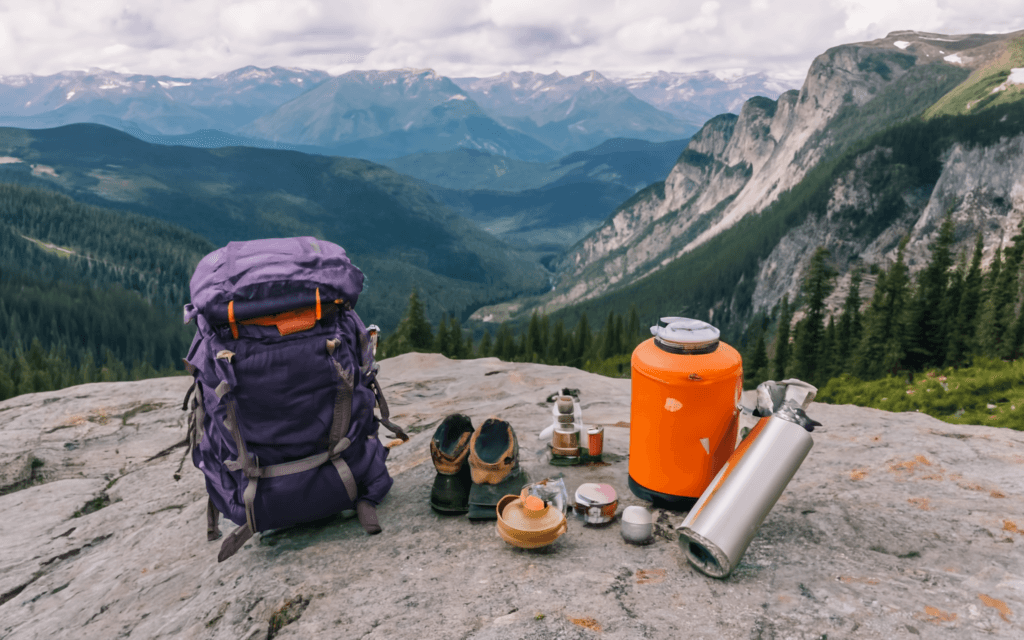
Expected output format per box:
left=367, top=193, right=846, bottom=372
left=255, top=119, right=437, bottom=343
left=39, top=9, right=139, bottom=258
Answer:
left=573, top=483, right=618, bottom=524
left=620, top=505, right=654, bottom=544
left=628, top=318, right=743, bottom=508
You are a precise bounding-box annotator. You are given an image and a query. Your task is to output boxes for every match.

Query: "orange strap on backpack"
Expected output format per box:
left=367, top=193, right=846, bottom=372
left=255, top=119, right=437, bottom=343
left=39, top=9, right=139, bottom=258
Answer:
left=229, top=288, right=324, bottom=337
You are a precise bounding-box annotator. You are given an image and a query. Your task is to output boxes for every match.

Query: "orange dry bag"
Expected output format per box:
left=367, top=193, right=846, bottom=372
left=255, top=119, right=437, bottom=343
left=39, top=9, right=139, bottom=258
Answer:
left=628, top=317, right=743, bottom=508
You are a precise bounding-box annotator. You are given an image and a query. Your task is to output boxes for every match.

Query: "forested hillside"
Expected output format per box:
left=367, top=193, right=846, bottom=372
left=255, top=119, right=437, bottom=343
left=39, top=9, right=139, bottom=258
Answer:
left=0, top=183, right=214, bottom=400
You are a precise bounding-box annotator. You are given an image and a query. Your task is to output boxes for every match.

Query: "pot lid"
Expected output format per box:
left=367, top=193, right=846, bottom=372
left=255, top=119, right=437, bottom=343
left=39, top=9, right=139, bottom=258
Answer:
left=499, top=494, right=566, bottom=533
left=575, top=483, right=617, bottom=507
left=650, top=317, right=720, bottom=352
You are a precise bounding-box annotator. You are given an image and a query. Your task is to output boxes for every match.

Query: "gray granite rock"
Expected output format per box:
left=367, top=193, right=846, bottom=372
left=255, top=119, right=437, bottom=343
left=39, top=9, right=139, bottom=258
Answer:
left=1, top=353, right=1022, bottom=639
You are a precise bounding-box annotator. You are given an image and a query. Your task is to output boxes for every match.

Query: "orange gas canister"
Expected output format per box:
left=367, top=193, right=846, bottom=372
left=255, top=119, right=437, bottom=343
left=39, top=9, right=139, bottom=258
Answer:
left=628, top=317, right=743, bottom=509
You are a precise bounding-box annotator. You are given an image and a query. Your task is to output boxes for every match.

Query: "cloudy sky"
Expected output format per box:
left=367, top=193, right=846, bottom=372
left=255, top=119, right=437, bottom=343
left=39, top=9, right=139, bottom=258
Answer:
left=1, top=0, right=1022, bottom=83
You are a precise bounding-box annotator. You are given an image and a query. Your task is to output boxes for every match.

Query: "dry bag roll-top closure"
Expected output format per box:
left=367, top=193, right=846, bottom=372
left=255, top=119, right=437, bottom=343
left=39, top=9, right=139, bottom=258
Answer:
left=181, top=237, right=408, bottom=562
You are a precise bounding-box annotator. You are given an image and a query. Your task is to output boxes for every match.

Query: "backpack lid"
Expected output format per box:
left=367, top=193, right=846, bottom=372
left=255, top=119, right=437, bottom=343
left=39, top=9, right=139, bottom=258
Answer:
left=185, top=237, right=363, bottom=324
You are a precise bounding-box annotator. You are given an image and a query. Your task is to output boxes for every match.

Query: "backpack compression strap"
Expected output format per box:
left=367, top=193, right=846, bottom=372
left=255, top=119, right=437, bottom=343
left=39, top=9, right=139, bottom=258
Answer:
left=369, top=376, right=409, bottom=443
left=214, top=342, right=384, bottom=561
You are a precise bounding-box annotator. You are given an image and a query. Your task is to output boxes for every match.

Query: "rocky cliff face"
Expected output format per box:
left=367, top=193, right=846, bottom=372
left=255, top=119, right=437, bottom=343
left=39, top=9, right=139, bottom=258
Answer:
left=752, top=133, right=1024, bottom=319
left=472, top=30, right=1024, bottom=325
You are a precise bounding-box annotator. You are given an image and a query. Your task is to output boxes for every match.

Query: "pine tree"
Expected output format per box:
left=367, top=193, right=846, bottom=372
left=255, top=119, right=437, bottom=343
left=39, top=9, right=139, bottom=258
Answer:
left=549, top=319, right=566, bottom=364
left=941, top=255, right=966, bottom=366
left=852, top=270, right=887, bottom=378
left=478, top=330, right=492, bottom=358
left=539, top=314, right=550, bottom=363
left=947, top=233, right=984, bottom=367
left=772, top=295, right=792, bottom=380
left=494, top=323, right=514, bottom=361
left=992, top=225, right=1024, bottom=359
left=600, top=310, right=617, bottom=359
left=389, top=288, right=434, bottom=354
left=0, top=347, right=16, bottom=401
left=573, top=313, right=592, bottom=368
left=978, top=246, right=1008, bottom=358
left=434, top=313, right=451, bottom=356
left=450, top=317, right=467, bottom=359
left=747, top=316, right=769, bottom=385
left=527, top=311, right=543, bottom=360
left=835, top=267, right=863, bottom=373
left=821, top=316, right=837, bottom=383
left=614, top=314, right=625, bottom=356
left=79, top=348, right=98, bottom=384
left=854, top=237, right=912, bottom=379
left=626, top=305, right=641, bottom=351
left=905, top=215, right=955, bottom=370
left=792, top=247, right=834, bottom=386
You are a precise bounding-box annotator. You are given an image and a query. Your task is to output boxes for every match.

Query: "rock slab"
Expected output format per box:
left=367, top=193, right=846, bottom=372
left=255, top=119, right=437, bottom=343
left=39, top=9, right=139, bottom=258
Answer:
left=1, top=353, right=1022, bottom=639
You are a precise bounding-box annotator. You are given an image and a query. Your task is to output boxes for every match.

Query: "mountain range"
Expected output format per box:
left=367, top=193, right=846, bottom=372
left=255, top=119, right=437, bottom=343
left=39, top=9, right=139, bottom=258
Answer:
left=0, top=66, right=791, bottom=162
left=3, top=28, right=1024, bottom=357
left=0, top=123, right=550, bottom=332
left=469, top=29, right=1024, bottom=341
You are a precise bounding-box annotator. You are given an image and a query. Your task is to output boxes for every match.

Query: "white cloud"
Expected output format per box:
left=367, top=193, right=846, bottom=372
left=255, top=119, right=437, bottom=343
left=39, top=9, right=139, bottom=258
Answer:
left=0, top=0, right=1022, bottom=83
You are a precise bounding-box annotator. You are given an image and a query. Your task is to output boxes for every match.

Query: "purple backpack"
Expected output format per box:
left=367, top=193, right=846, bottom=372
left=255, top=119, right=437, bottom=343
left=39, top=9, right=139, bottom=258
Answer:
left=180, top=237, right=407, bottom=561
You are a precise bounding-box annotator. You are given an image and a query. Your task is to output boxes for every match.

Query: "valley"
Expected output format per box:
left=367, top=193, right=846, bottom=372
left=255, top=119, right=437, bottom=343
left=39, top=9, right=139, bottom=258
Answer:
left=2, top=29, right=1024, bottom=426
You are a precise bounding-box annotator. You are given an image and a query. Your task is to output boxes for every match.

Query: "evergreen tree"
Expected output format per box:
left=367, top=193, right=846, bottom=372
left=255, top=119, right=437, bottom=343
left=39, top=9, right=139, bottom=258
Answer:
left=614, top=314, right=625, bottom=356
left=988, top=225, right=1024, bottom=359
left=101, top=347, right=127, bottom=383
left=478, top=330, right=493, bottom=358
left=549, top=319, right=567, bottom=364
left=792, top=247, right=834, bottom=386
left=941, top=255, right=966, bottom=366
left=494, top=323, right=514, bottom=361
left=905, top=215, right=955, bottom=370
left=1011, top=296, right=1024, bottom=360
left=626, top=305, right=641, bottom=350
left=772, top=295, right=792, bottom=380
left=821, top=316, right=838, bottom=383
left=0, top=347, right=15, bottom=401
left=978, top=246, right=1010, bottom=358
left=852, top=270, right=887, bottom=378
left=79, top=349, right=98, bottom=384
left=854, top=236, right=912, bottom=379
left=434, top=313, right=451, bottom=356
left=392, top=288, right=433, bottom=352
left=450, top=317, right=467, bottom=359
left=947, top=233, right=984, bottom=367
left=600, top=310, right=617, bottom=359
left=835, top=267, right=863, bottom=373
left=527, top=311, right=544, bottom=360
left=573, top=313, right=592, bottom=368
left=747, top=316, right=769, bottom=385
left=540, top=314, right=550, bottom=363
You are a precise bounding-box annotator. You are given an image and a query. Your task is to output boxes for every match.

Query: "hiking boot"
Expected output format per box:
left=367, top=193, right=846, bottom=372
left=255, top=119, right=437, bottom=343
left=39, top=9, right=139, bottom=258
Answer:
left=467, top=418, right=528, bottom=520
left=429, top=413, right=475, bottom=514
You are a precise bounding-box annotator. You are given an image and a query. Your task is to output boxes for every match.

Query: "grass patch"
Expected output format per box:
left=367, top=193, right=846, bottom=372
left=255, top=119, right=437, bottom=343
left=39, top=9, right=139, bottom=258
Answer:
left=267, top=595, right=310, bottom=639
left=817, top=357, right=1024, bottom=430
left=121, top=402, right=161, bottom=425
left=73, top=493, right=111, bottom=518
left=0, top=457, right=46, bottom=496
left=925, top=36, right=1024, bottom=118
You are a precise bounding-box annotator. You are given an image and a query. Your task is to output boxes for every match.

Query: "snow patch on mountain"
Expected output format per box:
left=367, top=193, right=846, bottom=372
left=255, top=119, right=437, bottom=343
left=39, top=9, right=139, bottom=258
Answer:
left=893, top=41, right=911, bottom=49
left=944, top=53, right=963, bottom=64
left=1009, top=68, right=1024, bottom=85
